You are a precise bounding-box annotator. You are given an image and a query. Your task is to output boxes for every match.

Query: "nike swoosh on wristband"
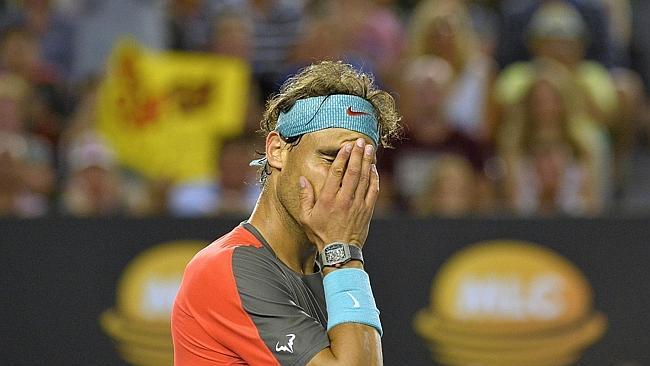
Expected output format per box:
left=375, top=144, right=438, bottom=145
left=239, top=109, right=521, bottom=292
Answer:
left=345, top=292, right=361, bottom=308
left=346, top=106, right=370, bottom=116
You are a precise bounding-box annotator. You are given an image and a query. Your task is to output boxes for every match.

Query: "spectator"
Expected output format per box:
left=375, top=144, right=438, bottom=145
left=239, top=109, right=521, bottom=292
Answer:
left=59, top=103, right=165, bottom=216
left=0, top=0, right=647, bottom=217
left=279, top=0, right=400, bottom=89
left=492, top=2, right=615, bottom=127
left=167, top=136, right=262, bottom=218
left=524, top=1, right=618, bottom=126
left=0, top=0, right=76, bottom=80
left=323, top=0, right=405, bottom=86
left=215, top=137, right=261, bottom=216
left=415, top=154, right=479, bottom=217
left=465, top=0, right=500, bottom=57
left=0, top=73, right=54, bottom=216
left=0, top=27, right=68, bottom=146
left=58, top=76, right=165, bottom=217
left=209, top=8, right=254, bottom=61
left=60, top=132, right=125, bottom=216
left=497, top=65, right=609, bottom=215
left=609, top=67, right=646, bottom=200
left=168, top=0, right=214, bottom=51
left=385, top=56, right=490, bottom=213
left=209, top=9, right=263, bottom=134
left=601, top=0, right=647, bottom=199
left=72, top=0, right=167, bottom=82
left=0, top=26, right=63, bottom=89
left=407, top=0, right=496, bottom=142
left=496, top=0, right=613, bottom=69
left=491, top=2, right=631, bottom=204
left=280, top=11, right=341, bottom=88
left=248, top=0, right=305, bottom=98
left=58, top=76, right=101, bottom=146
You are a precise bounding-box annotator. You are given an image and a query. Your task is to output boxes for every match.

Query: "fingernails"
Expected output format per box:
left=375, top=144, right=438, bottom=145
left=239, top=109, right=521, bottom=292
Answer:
left=371, top=164, right=377, bottom=173
left=356, top=138, right=365, bottom=147
left=299, top=176, right=306, bottom=188
left=345, top=143, right=353, bottom=153
left=365, top=144, right=374, bottom=155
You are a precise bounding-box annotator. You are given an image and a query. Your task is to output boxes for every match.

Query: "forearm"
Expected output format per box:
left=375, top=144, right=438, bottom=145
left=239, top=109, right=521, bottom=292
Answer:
left=308, top=262, right=383, bottom=366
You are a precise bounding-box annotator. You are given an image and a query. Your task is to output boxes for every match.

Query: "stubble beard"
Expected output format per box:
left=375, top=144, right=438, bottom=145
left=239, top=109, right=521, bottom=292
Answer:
left=274, top=171, right=304, bottom=233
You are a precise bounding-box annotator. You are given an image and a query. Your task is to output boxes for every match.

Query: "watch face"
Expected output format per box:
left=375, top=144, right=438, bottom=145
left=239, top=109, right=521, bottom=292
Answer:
left=325, top=244, right=347, bottom=264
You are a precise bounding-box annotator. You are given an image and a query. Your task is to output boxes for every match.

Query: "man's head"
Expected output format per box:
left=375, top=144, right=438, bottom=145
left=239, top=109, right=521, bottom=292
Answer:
left=255, top=61, right=401, bottom=222
left=255, top=61, right=401, bottom=180
left=526, top=1, right=588, bottom=66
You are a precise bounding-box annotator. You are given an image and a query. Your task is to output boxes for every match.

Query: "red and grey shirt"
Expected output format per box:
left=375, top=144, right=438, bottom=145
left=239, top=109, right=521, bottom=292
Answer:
left=172, top=222, right=329, bottom=365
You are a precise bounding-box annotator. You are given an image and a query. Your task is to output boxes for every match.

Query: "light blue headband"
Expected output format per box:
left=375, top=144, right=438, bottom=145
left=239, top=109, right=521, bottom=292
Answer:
left=250, top=94, right=379, bottom=167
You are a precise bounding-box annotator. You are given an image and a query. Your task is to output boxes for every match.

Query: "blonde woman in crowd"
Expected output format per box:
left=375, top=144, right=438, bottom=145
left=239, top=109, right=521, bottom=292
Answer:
left=407, top=0, right=496, bottom=143
left=497, top=64, right=610, bottom=216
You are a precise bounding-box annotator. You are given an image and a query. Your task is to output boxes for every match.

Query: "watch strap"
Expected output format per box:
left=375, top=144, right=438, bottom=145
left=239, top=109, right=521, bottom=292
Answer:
left=347, top=244, right=363, bottom=263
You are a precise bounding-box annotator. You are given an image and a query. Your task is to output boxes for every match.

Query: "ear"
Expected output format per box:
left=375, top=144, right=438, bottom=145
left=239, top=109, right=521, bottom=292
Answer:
left=265, top=131, right=284, bottom=171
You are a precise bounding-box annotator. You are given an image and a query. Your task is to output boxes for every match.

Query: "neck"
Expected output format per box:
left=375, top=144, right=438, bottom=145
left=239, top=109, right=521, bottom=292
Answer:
left=248, top=185, right=318, bottom=275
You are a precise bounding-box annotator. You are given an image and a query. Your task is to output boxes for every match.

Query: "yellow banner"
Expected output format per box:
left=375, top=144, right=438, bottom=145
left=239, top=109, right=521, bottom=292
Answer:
left=98, top=40, right=250, bottom=182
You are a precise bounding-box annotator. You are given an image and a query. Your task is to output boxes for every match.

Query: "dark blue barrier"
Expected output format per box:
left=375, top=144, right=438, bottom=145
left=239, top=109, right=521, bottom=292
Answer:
left=1, top=217, right=648, bottom=366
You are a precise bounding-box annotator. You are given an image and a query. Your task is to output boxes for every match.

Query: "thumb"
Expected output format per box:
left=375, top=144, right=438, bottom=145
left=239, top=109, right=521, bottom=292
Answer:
left=298, top=176, right=315, bottom=215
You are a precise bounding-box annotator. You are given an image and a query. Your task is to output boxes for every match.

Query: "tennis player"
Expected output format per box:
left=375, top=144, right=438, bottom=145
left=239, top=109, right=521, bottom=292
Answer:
left=171, top=61, right=401, bottom=365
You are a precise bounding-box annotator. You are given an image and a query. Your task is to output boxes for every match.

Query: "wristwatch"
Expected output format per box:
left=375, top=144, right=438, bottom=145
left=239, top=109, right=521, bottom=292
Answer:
left=319, top=242, right=364, bottom=267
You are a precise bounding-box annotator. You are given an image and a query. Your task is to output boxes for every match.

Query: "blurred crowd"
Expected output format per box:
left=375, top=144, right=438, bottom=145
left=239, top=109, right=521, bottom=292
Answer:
left=1, top=0, right=649, bottom=218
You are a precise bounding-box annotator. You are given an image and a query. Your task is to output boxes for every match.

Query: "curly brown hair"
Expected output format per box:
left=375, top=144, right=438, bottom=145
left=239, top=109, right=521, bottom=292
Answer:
left=257, top=61, right=402, bottom=182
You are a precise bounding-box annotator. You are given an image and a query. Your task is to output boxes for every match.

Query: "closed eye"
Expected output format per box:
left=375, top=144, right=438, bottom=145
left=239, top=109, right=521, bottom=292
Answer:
left=317, top=148, right=339, bottom=163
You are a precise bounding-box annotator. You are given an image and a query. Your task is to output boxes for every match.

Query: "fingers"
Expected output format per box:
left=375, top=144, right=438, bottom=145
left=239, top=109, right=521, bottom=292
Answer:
left=298, top=176, right=315, bottom=218
left=365, top=163, right=379, bottom=208
left=339, top=138, right=366, bottom=200
left=320, top=142, right=352, bottom=200
left=353, top=143, right=375, bottom=203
